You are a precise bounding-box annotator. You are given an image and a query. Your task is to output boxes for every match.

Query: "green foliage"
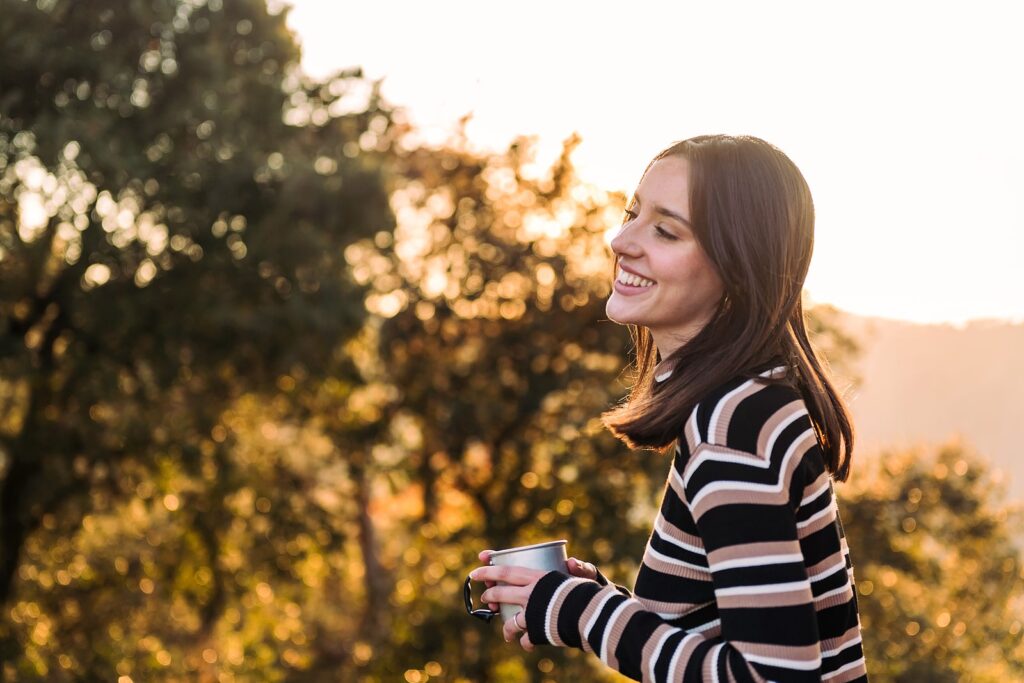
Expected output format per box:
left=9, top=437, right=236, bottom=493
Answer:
left=0, top=0, right=394, bottom=675
left=2, top=1, right=1022, bottom=681
left=839, top=441, right=1024, bottom=681
left=334, top=130, right=663, bottom=681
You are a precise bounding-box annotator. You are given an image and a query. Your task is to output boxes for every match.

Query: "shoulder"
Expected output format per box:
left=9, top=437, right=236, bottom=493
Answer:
left=680, top=365, right=827, bottom=514
left=687, top=363, right=812, bottom=457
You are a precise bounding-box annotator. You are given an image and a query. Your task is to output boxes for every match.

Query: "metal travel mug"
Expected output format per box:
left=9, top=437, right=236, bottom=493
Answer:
left=464, top=539, right=568, bottom=623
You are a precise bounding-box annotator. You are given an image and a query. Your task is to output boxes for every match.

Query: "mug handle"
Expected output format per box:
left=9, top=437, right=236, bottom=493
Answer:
left=463, top=575, right=500, bottom=623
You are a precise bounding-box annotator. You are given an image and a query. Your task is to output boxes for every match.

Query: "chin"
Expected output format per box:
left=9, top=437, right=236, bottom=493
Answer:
left=605, top=302, right=640, bottom=327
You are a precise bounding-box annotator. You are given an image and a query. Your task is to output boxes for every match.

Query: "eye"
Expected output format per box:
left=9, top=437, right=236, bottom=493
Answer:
left=654, top=226, right=678, bottom=241
left=622, top=208, right=637, bottom=223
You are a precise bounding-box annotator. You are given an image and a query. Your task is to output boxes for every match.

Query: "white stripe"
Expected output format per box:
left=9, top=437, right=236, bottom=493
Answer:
left=822, top=633, right=863, bottom=658
left=710, top=552, right=804, bottom=572
left=647, top=544, right=710, bottom=573
left=688, top=428, right=814, bottom=510
left=746, top=652, right=822, bottom=670
left=764, top=406, right=806, bottom=459
left=796, top=500, right=836, bottom=529
left=690, top=479, right=776, bottom=509
left=800, top=476, right=831, bottom=506
left=649, top=606, right=716, bottom=621
left=654, top=610, right=684, bottom=619
left=814, top=584, right=852, bottom=603
left=822, top=657, right=866, bottom=680
left=666, top=632, right=697, bottom=682
left=600, top=599, right=632, bottom=665
left=544, top=580, right=577, bottom=646
left=688, top=407, right=702, bottom=443
left=809, top=558, right=847, bottom=583
left=654, top=516, right=707, bottom=555
left=691, top=617, right=721, bottom=633
left=710, top=642, right=726, bottom=683
left=648, top=629, right=675, bottom=682
left=684, top=444, right=772, bottom=488
left=707, top=379, right=758, bottom=443
left=715, top=579, right=810, bottom=597
left=583, top=591, right=619, bottom=644
left=683, top=366, right=784, bottom=454
left=670, top=465, right=687, bottom=497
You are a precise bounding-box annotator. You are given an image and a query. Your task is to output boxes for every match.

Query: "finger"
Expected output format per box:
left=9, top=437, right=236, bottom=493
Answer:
left=483, top=579, right=498, bottom=610
left=520, top=631, right=534, bottom=651
left=480, top=584, right=530, bottom=607
left=470, top=565, right=547, bottom=585
left=567, top=557, right=598, bottom=580
left=472, top=553, right=498, bottom=610
left=502, top=612, right=525, bottom=643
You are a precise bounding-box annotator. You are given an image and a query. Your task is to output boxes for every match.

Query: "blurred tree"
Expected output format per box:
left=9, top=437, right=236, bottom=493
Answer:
left=839, top=440, right=1024, bottom=681
left=321, top=128, right=657, bottom=681
left=305, top=123, right=872, bottom=681
left=0, top=1, right=901, bottom=680
left=804, top=299, right=861, bottom=387
left=0, top=0, right=395, bottom=674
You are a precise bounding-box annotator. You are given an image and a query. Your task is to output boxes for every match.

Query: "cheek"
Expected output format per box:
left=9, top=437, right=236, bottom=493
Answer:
left=699, top=264, right=725, bottom=300
left=674, top=255, right=724, bottom=308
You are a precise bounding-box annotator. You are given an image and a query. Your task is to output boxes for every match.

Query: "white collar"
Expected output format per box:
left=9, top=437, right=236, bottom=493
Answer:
left=653, top=358, right=675, bottom=383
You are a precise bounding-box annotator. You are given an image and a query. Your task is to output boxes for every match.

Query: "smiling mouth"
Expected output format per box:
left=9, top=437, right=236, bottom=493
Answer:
left=616, top=270, right=656, bottom=288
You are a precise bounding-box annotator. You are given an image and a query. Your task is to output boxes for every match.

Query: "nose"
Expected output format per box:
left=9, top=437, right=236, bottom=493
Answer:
left=610, top=220, right=642, bottom=260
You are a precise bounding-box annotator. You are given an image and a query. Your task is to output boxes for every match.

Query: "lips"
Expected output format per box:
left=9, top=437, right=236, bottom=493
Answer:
left=616, top=264, right=656, bottom=288
left=614, top=264, right=655, bottom=282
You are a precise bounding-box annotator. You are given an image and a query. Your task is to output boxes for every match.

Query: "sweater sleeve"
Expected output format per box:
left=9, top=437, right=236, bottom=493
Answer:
left=595, top=566, right=633, bottom=598
left=523, top=438, right=823, bottom=682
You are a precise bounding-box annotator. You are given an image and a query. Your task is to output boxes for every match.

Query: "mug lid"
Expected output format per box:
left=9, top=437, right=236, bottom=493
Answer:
left=489, top=539, right=567, bottom=559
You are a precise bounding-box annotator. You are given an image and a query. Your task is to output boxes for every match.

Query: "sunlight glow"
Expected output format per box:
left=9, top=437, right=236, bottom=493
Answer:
left=283, top=0, right=1024, bottom=324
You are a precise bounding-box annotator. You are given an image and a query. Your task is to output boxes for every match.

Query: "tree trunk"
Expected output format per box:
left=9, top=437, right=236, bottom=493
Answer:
left=350, top=457, right=392, bottom=642
left=0, top=456, right=37, bottom=607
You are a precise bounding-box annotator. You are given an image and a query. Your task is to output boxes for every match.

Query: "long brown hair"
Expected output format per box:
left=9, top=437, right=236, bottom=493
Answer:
left=601, top=135, right=855, bottom=481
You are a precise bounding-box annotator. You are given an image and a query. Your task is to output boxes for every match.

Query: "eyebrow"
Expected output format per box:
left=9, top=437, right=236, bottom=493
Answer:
left=630, top=195, right=692, bottom=228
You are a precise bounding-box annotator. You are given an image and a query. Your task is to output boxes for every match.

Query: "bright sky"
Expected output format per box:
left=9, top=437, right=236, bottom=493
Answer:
left=282, top=0, right=1024, bottom=325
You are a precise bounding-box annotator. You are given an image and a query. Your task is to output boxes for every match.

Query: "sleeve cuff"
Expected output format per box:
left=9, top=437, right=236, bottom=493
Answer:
left=524, top=570, right=605, bottom=648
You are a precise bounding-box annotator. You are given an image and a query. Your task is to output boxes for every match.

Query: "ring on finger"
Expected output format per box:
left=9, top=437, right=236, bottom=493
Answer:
left=514, top=610, right=526, bottom=630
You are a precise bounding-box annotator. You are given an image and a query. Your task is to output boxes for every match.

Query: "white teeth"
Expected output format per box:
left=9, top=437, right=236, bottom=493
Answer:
left=617, top=270, right=655, bottom=287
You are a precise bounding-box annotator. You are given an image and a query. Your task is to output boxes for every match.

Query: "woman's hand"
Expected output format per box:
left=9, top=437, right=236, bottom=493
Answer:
left=472, top=550, right=548, bottom=650
left=472, top=551, right=600, bottom=650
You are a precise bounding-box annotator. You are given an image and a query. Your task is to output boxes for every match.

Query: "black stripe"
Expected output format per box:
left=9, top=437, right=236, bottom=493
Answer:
left=682, top=638, right=719, bottom=680
left=651, top=629, right=691, bottom=681
left=649, top=529, right=709, bottom=567
left=614, top=610, right=662, bottom=681
left=715, top=561, right=812, bottom=590
left=582, top=592, right=629, bottom=655
left=696, top=503, right=800, bottom=550
left=632, top=564, right=715, bottom=606
left=555, top=579, right=602, bottom=649
left=822, top=639, right=866, bottom=675
left=719, top=604, right=820, bottom=644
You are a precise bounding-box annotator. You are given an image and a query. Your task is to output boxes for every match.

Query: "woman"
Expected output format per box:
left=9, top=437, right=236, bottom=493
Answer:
left=469, top=135, right=869, bottom=681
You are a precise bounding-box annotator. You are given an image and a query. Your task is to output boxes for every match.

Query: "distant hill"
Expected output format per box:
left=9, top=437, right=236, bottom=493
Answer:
left=828, top=312, right=1024, bottom=501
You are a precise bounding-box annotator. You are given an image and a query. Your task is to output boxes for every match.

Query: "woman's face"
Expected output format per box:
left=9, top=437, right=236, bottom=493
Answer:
left=606, top=155, right=725, bottom=356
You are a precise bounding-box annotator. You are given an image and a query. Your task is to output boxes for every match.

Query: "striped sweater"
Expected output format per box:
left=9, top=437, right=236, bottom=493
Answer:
left=523, top=363, right=869, bottom=682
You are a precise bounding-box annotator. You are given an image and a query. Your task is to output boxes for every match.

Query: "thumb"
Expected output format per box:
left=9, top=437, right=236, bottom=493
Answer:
left=567, top=557, right=598, bottom=580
